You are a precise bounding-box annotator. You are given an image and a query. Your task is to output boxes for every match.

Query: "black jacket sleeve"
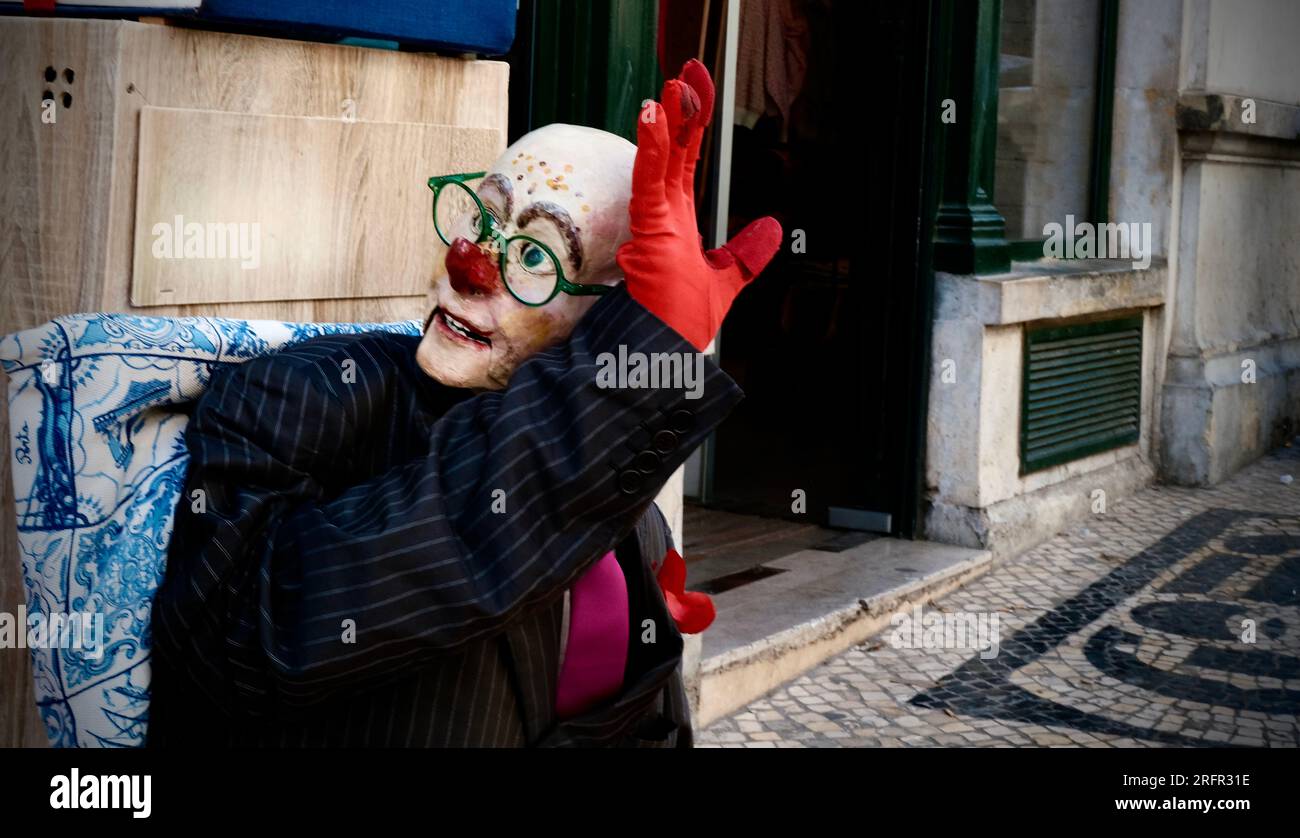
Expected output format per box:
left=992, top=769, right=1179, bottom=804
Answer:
left=152, top=287, right=742, bottom=714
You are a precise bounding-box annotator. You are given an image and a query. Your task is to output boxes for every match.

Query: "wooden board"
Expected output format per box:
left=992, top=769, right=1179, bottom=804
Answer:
left=132, top=108, right=500, bottom=306
left=0, top=18, right=121, bottom=336
left=104, top=21, right=508, bottom=321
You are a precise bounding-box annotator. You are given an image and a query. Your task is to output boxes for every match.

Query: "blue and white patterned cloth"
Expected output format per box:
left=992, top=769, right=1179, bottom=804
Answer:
left=1, top=313, right=421, bottom=747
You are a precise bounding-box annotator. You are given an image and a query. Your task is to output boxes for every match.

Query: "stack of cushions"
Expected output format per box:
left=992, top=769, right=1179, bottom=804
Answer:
left=0, top=2, right=202, bottom=13
left=6, top=1, right=517, bottom=55
left=193, top=0, right=518, bottom=54
left=1, top=314, right=420, bottom=747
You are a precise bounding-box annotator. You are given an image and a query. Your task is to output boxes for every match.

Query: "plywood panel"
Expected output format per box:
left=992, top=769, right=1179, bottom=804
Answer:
left=0, top=18, right=121, bottom=335
left=0, top=16, right=509, bottom=325
left=132, top=108, right=499, bottom=306
left=104, top=21, right=509, bottom=319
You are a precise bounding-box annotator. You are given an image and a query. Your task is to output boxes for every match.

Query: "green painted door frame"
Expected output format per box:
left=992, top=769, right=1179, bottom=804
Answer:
left=931, top=0, right=1011, bottom=275
left=514, top=0, right=661, bottom=143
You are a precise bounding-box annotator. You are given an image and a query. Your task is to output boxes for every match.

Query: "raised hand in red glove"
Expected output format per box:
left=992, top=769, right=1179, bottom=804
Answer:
left=617, top=60, right=783, bottom=351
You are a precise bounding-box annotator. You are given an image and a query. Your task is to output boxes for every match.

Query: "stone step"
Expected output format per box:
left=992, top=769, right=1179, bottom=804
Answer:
left=682, top=537, right=993, bottom=727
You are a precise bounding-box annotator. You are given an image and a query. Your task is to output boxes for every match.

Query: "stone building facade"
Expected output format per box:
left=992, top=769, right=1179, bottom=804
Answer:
left=924, top=0, right=1300, bottom=559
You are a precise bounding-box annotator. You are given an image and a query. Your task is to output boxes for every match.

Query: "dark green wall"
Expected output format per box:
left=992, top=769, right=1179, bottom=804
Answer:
left=510, top=0, right=661, bottom=143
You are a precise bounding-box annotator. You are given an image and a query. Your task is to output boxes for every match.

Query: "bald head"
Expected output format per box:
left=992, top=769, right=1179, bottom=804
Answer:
left=487, top=124, right=637, bottom=281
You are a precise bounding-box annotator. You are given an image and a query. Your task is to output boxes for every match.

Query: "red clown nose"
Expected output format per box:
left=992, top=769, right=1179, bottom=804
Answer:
left=446, top=238, right=500, bottom=297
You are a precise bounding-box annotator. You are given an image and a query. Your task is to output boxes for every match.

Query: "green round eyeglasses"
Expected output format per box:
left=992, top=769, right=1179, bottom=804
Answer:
left=427, top=172, right=610, bottom=307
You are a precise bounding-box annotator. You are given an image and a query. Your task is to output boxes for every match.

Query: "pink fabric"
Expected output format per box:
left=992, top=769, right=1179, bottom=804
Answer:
left=555, top=551, right=629, bottom=719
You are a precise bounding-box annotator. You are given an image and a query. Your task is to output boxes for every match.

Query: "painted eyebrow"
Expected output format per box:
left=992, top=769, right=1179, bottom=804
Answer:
left=516, top=201, right=584, bottom=272
left=479, top=173, right=513, bottom=219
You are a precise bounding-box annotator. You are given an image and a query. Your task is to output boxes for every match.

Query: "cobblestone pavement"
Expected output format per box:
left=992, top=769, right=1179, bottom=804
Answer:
left=698, top=445, right=1300, bottom=747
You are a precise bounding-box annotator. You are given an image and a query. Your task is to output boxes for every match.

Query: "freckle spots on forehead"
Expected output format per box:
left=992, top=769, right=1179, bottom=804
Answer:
left=502, top=148, right=593, bottom=207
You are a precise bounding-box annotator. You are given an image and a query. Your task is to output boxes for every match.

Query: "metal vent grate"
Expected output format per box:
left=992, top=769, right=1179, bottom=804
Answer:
left=1021, top=316, right=1142, bottom=473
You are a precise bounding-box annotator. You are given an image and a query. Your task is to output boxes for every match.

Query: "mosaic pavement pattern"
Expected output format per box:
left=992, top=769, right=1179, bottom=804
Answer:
left=698, top=445, right=1300, bottom=747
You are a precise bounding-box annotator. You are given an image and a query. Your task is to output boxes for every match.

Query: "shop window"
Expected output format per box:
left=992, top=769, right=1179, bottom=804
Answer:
left=996, top=0, right=1118, bottom=261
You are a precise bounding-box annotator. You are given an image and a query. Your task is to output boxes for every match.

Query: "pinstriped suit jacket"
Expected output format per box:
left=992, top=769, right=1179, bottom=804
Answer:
left=147, top=287, right=742, bottom=747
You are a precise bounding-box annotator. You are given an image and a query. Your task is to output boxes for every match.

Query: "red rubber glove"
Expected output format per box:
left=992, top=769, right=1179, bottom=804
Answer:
left=617, top=60, right=783, bottom=351
left=656, top=548, right=715, bottom=635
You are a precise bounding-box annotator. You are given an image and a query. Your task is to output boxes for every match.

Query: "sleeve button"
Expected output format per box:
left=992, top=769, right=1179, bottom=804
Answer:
left=652, top=429, right=679, bottom=453
left=618, top=469, right=643, bottom=495
left=634, top=450, right=661, bottom=473
left=670, top=410, right=695, bottom=433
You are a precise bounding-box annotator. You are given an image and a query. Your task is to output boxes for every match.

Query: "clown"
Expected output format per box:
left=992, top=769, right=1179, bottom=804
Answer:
left=147, top=61, right=780, bottom=747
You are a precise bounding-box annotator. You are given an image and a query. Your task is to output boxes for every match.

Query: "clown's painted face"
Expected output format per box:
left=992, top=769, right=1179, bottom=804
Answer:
left=416, top=124, right=636, bottom=390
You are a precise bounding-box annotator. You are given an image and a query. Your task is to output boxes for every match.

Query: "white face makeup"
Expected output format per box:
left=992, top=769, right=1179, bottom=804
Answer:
left=416, top=124, right=636, bottom=390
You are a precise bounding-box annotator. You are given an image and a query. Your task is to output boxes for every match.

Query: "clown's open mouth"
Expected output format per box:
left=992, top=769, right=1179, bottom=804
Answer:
left=433, top=307, right=493, bottom=348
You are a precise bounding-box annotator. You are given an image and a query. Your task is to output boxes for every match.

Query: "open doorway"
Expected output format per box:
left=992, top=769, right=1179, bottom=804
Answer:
left=667, top=0, right=937, bottom=559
